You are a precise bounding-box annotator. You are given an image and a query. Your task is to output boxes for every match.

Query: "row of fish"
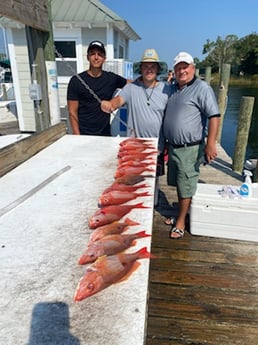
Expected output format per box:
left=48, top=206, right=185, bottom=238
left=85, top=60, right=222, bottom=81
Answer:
left=74, top=137, right=158, bottom=301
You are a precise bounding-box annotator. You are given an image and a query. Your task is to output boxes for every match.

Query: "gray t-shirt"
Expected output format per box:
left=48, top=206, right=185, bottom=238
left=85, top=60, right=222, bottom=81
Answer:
left=119, top=80, right=171, bottom=137
left=162, top=77, right=219, bottom=145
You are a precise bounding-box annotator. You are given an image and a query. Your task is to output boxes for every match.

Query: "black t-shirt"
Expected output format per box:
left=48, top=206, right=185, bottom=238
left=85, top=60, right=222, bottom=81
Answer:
left=67, top=71, right=127, bottom=135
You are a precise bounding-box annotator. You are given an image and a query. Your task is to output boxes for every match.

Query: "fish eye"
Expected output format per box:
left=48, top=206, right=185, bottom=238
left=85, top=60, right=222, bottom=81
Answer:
left=87, top=283, right=95, bottom=291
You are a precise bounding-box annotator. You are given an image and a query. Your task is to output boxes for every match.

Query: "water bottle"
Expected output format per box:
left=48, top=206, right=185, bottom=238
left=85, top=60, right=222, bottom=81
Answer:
left=239, top=170, right=253, bottom=198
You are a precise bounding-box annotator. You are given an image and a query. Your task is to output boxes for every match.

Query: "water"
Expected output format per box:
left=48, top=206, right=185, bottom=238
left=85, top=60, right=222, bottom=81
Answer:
left=219, top=86, right=258, bottom=160
left=132, top=79, right=258, bottom=160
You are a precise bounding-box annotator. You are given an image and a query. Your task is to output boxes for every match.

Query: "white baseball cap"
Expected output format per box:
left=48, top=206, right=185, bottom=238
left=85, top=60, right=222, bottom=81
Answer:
left=173, top=52, right=194, bottom=67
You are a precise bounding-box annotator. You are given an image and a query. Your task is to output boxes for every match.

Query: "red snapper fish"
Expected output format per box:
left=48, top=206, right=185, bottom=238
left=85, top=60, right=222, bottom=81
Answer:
left=115, top=174, right=147, bottom=185
left=78, top=231, right=151, bottom=265
left=118, top=152, right=157, bottom=163
left=98, top=190, right=151, bottom=207
left=89, top=218, right=139, bottom=242
left=118, top=160, right=156, bottom=169
left=117, top=147, right=156, bottom=158
left=118, top=145, right=147, bottom=153
left=114, top=166, right=155, bottom=178
left=102, top=182, right=148, bottom=194
left=119, top=138, right=153, bottom=146
left=88, top=202, right=149, bottom=229
left=74, top=247, right=156, bottom=301
left=118, top=143, right=155, bottom=151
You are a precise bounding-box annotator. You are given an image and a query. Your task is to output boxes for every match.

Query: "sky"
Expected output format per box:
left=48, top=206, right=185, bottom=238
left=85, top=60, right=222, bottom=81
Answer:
left=101, top=0, right=258, bottom=70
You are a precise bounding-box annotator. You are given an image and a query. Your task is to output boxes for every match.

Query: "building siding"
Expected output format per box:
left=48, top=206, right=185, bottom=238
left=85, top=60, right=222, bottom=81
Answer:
left=12, top=29, right=36, bottom=131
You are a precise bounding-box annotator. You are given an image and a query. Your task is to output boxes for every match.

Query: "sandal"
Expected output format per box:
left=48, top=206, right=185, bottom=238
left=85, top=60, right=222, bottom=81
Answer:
left=164, top=216, right=176, bottom=226
left=169, top=227, right=184, bottom=239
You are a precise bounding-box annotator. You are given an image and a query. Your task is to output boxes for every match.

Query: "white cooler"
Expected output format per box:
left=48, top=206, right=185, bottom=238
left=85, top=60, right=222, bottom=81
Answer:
left=190, top=183, right=258, bottom=242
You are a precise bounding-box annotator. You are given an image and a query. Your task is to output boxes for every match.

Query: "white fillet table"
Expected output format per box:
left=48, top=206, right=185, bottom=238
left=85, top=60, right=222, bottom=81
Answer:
left=0, top=135, right=157, bottom=345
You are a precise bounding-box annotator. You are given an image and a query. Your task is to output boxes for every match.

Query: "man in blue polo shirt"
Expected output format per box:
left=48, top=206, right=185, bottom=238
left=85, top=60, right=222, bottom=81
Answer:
left=159, top=51, right=220, bottom=239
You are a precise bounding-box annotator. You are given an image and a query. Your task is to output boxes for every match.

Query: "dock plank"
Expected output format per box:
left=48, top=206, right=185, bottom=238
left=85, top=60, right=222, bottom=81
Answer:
left=0, top=122, right=66, bottom=176
left=146, top=144, right=258, bottom=345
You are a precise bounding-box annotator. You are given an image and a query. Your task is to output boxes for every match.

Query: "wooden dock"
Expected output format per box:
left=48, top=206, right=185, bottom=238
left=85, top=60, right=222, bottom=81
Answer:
left=1, top=121, right=258, bottom=344
left=146, top=145, right=258, bottom=345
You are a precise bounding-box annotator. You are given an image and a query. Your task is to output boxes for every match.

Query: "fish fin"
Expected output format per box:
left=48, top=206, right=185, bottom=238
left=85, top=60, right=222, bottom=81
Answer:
left=115, top=261, right=141, bottom=283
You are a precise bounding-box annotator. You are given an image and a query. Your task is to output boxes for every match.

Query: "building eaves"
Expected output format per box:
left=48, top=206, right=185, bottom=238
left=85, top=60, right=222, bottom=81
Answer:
left=0, top=0, right=141, bottom=42
left=51, top=0, right=141, bottom=41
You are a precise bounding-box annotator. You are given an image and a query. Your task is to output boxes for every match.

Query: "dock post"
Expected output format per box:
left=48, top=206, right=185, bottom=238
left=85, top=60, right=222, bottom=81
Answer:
left=232, top=96, right=255, bottom=173
left=205, top=66, right=211, bottom=84
left=2, top=84, right=7, bottom=100
left=217, top=63, right=231, bottom=143
left=254, top=162, right=258, bottom=182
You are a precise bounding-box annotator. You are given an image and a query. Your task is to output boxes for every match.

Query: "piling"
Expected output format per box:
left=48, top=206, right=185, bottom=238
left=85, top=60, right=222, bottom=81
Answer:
left=205, top=66, right=211, bottom=84
left=2, top=84, right=7, bottom=100
left=217, top=63, right=231, bottom=143
left=254, top=163, right=258, bottom=182
left=232, top=96, right=255, bottom=173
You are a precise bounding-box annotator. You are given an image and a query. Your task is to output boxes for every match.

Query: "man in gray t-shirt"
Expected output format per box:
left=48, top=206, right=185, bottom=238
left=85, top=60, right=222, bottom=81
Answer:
left=159, top=52, right=220, bottom=239
left=101, top=48, right=170, bottom=138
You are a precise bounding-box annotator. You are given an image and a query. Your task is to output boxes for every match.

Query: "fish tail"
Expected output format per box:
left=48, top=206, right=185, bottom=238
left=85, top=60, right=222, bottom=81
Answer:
left=138, top=191, right=151, bottom=197
left=135, top=230, right=151, bottom=238
left=136, top=247, right=157, bottom=259
left=134, top=202, right=149, bottom=209
left=124, top=217, right=140, bottom=226
left=136, top=183, right=148, bottom=189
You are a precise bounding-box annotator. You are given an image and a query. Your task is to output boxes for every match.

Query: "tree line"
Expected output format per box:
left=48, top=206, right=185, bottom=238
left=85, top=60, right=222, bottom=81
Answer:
left=195, top=33, right=258, bottom=76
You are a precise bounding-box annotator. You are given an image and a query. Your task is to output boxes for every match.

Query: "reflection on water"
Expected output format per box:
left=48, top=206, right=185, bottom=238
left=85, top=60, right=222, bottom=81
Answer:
left=219, top=86, right=258, bottom=160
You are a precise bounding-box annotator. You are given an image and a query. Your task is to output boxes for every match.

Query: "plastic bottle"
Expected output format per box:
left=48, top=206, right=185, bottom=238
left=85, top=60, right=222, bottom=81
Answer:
left=239, top=170, right=253, bottom=198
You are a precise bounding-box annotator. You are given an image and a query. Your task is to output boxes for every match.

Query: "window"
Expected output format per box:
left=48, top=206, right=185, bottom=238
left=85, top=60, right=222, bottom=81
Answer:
left=54, top=41, right=77, bottom=78
left=119, top=45, right=124, bottom=59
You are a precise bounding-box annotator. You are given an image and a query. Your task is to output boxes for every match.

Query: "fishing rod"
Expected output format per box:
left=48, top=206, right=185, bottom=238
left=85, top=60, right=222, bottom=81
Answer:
left=54, top=47, right=137, bottom=137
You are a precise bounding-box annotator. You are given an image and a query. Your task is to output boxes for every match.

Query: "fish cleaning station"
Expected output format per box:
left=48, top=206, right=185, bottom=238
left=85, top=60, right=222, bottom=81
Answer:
left=0, top=129, right=157, bottom=345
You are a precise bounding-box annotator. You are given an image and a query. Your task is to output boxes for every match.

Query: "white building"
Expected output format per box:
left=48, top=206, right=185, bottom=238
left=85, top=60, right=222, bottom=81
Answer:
left=0, top=0, right=140, bottom=132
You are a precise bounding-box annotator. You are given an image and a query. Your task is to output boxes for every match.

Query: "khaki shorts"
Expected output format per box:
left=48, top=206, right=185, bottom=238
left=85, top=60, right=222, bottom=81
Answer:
left=167, top=144, right=205, bottom=198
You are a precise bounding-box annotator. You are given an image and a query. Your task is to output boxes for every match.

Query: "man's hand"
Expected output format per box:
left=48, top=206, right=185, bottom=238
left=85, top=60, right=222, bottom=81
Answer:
left=101, top=100, right=115, bottom=113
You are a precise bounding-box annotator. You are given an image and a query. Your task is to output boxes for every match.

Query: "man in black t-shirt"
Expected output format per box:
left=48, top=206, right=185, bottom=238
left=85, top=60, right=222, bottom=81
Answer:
left=67, top=40, right=127, bottom=136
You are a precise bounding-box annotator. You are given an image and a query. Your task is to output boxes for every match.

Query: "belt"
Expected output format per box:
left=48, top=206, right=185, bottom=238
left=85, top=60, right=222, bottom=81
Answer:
left=170, top=140, right=202, bottom=149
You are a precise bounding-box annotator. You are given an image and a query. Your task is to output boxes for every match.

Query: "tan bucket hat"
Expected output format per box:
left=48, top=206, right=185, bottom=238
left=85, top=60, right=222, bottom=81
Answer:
left=133, top=48, right=167, bottom=75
